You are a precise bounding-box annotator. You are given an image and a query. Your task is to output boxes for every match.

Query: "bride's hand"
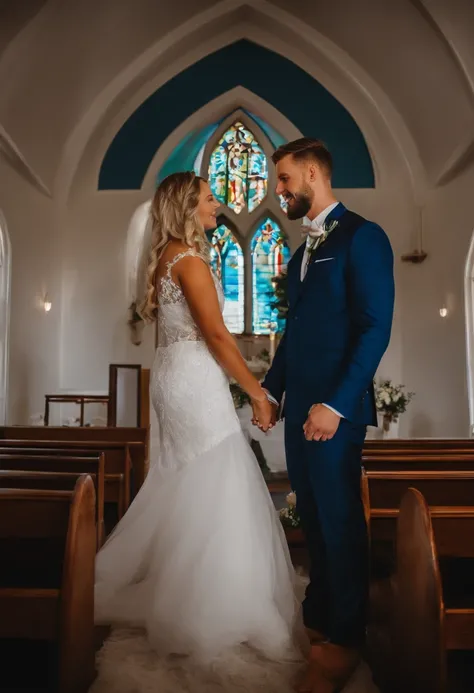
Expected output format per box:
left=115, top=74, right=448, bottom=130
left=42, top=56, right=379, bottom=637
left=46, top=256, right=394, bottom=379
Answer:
left=251, top=396, right=274, bottom=432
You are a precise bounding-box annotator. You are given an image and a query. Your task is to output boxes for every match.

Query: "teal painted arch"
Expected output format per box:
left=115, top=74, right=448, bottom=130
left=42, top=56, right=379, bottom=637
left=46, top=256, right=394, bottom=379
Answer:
left=99, top=40, right=374, bottom=190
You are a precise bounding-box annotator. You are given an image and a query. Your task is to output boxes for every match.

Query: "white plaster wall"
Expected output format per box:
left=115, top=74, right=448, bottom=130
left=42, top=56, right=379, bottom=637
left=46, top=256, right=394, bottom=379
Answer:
left=401, top=165, right=474, bottom=437
left=0, top=158, right=60, bottom=423
left=59, top=187, right=155, bottom=393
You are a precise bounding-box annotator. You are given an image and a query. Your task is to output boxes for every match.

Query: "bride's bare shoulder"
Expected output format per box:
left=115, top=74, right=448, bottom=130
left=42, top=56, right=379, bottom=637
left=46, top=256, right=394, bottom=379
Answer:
left=159, top=241, right=191, bottom=265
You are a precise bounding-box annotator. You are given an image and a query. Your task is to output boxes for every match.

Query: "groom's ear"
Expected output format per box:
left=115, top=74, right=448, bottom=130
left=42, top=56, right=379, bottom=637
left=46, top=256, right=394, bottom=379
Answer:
left=308, top=162, right=319, bottom=182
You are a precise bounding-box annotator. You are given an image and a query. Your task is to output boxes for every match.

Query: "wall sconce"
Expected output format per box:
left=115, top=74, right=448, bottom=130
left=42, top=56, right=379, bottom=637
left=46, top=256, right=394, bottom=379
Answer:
left=439, top=307, right=448, bottom=318
left=43, top=294, right=52, bottom=312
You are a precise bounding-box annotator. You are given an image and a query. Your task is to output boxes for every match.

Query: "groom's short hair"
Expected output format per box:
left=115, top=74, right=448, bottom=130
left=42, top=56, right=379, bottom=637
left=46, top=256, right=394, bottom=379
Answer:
left=271, top=138, right=332, bottom=178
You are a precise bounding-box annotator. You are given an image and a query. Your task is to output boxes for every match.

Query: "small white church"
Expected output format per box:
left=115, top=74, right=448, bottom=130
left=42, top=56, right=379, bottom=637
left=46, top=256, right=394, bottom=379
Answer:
left=1, top=4, right=474, bottom=693
left=1, top=0, right=473, bottom=438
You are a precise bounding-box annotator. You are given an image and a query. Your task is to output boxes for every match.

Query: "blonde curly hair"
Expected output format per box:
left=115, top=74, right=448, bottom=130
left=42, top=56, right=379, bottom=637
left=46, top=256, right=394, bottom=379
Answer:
left=140, top=171, right=211, bottom=322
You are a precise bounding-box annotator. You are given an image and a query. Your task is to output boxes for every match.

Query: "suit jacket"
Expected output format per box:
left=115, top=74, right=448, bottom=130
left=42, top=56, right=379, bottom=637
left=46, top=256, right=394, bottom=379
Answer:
left=263, top=203, right=395, bottom=426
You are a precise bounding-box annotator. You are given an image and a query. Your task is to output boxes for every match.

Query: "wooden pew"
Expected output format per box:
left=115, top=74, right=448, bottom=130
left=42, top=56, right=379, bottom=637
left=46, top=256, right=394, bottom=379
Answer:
left=0, top=426, right=148, bottom=494
left=268, top=443, right=474, bottom=492
left=364, top=438, right=474, bottom=451
left=365, top=465, right=474, bottom=548
left=0, top=453, right=104, bottom=546
left=367, top=468, right=474, bottom=508
left=391, top=487, right=447, bottom=693
left=0, top=442, right=131, bottom=518
left=363, top=451, right=474, bottom=471
left=0, top=476, right=96, bottom=693
left=390, top=487, right=474, bottom=691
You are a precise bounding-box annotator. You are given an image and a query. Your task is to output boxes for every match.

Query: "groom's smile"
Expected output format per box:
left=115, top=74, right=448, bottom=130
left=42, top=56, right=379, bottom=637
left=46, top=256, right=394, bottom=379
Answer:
left=274, top=157, right=315, bottom=221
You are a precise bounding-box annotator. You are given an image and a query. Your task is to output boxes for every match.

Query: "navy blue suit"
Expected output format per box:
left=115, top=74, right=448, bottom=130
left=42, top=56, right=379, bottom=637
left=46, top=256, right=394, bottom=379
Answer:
left=263, top=203, right=394, bottom=645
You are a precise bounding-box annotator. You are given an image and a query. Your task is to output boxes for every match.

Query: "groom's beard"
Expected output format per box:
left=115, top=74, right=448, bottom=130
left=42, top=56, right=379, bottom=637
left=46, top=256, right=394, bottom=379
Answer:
left=285, top=191, right=312, bottom=221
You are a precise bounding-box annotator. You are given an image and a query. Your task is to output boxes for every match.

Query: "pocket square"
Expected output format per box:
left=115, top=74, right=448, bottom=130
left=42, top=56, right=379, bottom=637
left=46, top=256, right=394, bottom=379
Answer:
left=314, top=257, right=335, bottom=263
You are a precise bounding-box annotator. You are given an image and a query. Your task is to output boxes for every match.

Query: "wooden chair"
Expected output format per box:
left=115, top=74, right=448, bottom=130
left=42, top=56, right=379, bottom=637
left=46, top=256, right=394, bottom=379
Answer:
left=44, top=394, right=109, bottom=426
left=0, top=476, right=96, bottom=693
left=0, top=453, right=104, bottom=546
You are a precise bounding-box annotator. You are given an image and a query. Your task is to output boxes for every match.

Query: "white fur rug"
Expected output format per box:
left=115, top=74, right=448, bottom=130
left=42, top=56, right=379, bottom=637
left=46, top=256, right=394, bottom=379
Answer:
left=89, top=626, right=380, bottom=693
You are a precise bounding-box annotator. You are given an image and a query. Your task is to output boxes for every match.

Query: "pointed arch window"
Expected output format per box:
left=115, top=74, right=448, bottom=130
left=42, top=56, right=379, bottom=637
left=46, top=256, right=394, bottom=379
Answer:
left=208, top=121, right=268, bottom=215
left=198, top=113, right=292, bottom=335
left=208, top=223, right=245, bottom=334
left=251, top=218, right=291, bottom=334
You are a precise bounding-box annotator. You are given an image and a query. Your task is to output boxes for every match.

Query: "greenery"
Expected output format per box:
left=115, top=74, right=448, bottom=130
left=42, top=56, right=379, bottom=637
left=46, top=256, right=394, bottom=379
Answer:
left=230, top=383, right=251, bottom=409
left=279, top=491, right=301, bottom=529
left=270, top=270, right=288, bottom=320
left=128, top=301, right=144, bottom=326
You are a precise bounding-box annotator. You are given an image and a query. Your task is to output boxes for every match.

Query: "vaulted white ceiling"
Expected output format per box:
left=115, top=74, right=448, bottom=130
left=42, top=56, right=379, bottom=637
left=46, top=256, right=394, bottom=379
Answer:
left=0, top=0, right=473, bottom=198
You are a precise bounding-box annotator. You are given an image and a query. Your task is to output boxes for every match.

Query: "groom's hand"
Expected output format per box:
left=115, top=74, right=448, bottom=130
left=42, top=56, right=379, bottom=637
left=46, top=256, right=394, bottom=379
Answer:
left=251, top=398, right=275, bottom=433
left=303, top=404, right=341, bottom=442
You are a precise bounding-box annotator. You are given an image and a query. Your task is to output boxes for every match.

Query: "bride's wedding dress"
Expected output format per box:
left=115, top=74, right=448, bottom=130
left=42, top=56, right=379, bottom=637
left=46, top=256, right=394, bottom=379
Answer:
left=92, top=250, right=379, bottom=692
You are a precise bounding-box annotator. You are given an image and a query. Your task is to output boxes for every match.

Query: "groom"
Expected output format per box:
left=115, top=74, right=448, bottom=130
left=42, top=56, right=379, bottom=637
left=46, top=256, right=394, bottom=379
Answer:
left=261, top=138, right=394, bottom=691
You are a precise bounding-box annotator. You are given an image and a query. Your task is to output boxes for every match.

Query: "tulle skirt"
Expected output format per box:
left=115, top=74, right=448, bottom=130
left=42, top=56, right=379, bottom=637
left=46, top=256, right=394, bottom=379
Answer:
left=95, top=429, right=301, bottom=663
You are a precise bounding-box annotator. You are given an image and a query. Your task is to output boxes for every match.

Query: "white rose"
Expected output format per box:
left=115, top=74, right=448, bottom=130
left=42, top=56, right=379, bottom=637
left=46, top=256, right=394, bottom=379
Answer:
left=286, top=491, right=297, bottom=507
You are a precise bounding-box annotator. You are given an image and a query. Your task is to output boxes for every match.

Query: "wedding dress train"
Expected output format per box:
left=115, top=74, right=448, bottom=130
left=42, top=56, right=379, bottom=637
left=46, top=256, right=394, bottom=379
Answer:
left=92, top=250, right=379, bottom=692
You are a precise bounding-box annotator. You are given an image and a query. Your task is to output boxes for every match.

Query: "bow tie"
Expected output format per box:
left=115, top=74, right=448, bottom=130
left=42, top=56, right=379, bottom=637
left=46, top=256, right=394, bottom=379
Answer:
left=301, top=217, right=326, bottom=246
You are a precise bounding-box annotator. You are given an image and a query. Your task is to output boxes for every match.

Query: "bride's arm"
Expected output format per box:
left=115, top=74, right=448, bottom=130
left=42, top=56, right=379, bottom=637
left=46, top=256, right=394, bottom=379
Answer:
left=177, top=255, right=268, bottom=406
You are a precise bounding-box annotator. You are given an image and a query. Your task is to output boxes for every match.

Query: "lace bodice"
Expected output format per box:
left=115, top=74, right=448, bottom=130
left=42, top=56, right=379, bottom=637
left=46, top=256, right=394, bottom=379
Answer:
left=157, top=249, right=224, bottom=348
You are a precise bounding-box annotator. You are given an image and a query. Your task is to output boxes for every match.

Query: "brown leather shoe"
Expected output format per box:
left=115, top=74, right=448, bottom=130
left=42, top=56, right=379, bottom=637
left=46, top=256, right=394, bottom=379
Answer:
left=306, top=627, right=327, bottom=644
left=307, top=642, right=361, bottom=692
left=295, top=659, right=331, bottom=693
left=294, top=629, right=328, bottom=692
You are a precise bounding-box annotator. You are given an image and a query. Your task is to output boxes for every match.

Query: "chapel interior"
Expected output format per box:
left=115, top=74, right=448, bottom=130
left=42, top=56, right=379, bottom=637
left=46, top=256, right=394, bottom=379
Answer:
left=1, top=0, right=474, bottom=690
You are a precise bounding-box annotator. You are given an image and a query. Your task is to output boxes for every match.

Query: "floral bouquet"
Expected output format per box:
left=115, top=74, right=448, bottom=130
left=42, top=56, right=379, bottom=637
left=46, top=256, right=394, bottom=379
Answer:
left=375, top=379, right=414, bottom=424
left=278, top=491, right=301, bottom=529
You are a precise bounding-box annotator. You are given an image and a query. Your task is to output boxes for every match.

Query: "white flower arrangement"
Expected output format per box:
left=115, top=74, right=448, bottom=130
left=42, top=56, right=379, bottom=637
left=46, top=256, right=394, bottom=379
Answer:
left=375, top=379, right=414, bottom=423
left=278, top=491, right=301, bottom=529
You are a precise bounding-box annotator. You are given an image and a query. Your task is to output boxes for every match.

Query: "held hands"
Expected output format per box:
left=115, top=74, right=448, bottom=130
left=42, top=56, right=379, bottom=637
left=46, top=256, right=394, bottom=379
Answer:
left=303, top=404, right=341, bottom=442
left=251, top=396, right=276, bottom=433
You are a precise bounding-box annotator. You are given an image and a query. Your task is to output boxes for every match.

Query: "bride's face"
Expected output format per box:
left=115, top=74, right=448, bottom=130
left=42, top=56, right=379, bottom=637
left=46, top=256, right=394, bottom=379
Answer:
left=197, top=180, right=220, bottom=231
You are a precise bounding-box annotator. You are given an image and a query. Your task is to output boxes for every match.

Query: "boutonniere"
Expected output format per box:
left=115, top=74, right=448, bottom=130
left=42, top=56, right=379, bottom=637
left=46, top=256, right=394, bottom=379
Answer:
left=305, top=219, right=339, bottom=265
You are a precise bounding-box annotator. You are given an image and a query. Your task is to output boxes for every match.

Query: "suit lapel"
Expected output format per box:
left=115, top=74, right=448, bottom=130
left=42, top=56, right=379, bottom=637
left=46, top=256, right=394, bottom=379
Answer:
left=325, top=201, right=347, bottom=225
left=289, top=203, right=348, bottom=311
left=292, top=203, right=348, bottom=307
left=291, top=243, right=305, bottom=289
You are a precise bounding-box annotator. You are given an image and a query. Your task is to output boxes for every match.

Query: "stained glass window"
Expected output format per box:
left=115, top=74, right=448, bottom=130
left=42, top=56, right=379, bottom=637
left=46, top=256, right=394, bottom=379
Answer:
left=208, top=224, right=245, bottom=334
left=279, top=195, right=288, bottom=214
left=208, top=122, right=267, bottom=215
left=251, top=218, right=291, bottom=334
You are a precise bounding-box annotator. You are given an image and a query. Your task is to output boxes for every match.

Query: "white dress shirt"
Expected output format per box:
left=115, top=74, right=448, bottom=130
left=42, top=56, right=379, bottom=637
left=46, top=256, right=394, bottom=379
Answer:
left=264, top=201, right=344, bottom=420
left=301, top=201, right=339, bottom=281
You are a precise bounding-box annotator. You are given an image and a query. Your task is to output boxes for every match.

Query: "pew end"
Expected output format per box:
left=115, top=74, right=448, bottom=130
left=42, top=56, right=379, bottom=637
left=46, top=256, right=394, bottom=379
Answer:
left=393, top=487, right=447, bottom=693
left=0, top=476, right=97, bottom=693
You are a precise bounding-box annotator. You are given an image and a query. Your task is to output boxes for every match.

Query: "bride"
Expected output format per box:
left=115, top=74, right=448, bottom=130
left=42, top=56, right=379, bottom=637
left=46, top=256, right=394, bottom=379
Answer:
left=93, top=171, right=305, bottom=690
